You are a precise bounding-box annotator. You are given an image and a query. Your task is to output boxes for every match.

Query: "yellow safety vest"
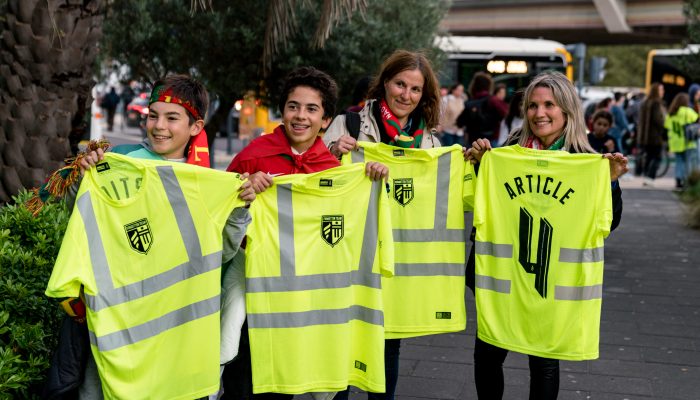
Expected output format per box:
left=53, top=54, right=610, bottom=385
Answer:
left=245, top=164, right=394, bottom=394
left=46, top=153, right=245, bottom=399
left=343, top=142, right=474, bottom=338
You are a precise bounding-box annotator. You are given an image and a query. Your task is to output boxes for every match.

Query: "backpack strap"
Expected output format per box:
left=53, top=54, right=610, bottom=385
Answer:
left=344, top=111, right=361, bottom=140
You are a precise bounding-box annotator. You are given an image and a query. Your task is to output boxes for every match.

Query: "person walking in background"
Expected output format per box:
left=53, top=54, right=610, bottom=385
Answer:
left=440, top=83, right=466, bottom=146
left=664, top=92, right=699, bottom=189
left=324, top=49, right=442, bottom=400
left=345, top=76, right=371, bottom=113
left=637, top=83, right=666, bottom=187
left=457, top=72, right=507, bottom=144
left=100, top=87, right=120, bottom=132
left=588, top=109, right=620, bottom=154
left=688, top=83, right=700, bottom=113
left=496, top=89, right=524, bottom=147
left=609, top=92, right=630, bottom=154
left=465, top=71, right=627, bottom=400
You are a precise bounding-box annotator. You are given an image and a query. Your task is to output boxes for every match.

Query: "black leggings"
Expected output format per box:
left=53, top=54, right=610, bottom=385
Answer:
left=334, top=338, right=401, bottom=400
left=474, top=337, right=559, bottom=400
left=221, top=320, right=293, bottom=400
left=643, top=144, right=663, bottom=180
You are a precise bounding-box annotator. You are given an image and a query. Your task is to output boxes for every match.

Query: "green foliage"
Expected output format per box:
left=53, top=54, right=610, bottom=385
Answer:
left=586, top=44, right=676, bottom=87
left=683, top=0, right=700, bottom=81
left=0, top=191, right=70, bottom=399
left=680, top=170, right=700, bottom=228
left=101, top=0, right=448, bottom=109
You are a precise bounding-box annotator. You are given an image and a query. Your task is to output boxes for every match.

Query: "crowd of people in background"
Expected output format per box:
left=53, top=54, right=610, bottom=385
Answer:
left=437, top=74, right=700, bottom=190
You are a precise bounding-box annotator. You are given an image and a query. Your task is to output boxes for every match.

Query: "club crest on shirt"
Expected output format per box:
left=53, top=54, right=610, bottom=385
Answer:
left=124, top=218, right=153, bottom=254
left=393, top=178, right=414, bottom=206
left=321, top=215, right=344, bottom=247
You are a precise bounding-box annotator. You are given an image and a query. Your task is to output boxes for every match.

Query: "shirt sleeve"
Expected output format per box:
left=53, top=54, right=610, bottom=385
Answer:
left=596, top=158, right=613, bottom=238
left=45, top=217, right=91, bottom=298
left=462, top=160, right=476, bottom=212
left=196, top=170, right=247, bottom=230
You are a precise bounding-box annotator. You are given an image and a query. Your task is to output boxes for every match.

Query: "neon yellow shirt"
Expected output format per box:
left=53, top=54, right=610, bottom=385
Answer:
left=343, top=142, right=474, bottom=338
left=473, top=146, right=612, bottom=361
left=46, top=153, right=245, bottom=399
left=664, top=106, right=698, bottom=153
left=245, top=163, right=394, bottom=394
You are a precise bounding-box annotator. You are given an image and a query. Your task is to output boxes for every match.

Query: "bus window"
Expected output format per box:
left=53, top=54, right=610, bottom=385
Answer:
left=645, top=46, right=698, bottom=105
left=436, top=36, right=572, bottom=101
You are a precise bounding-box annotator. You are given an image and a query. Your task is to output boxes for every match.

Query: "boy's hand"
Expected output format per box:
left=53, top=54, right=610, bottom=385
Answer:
left=247, top=171, right=274, bottom=194
left=466, top=138, right=492, bottom=164
left=79, top=148, right=105, bottom=175
left=603, top=152, right=629, bottom=181
left=365, top=162, right=389, bottom=182
left=237, top=173, right=256, bottom=205
left=604, top=139, right=616, bottom=153
left=331, top=135, right=358, bottom=157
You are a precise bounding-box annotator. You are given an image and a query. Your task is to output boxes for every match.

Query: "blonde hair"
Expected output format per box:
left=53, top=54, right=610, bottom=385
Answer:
left=511, top=71, right=595, bottom=153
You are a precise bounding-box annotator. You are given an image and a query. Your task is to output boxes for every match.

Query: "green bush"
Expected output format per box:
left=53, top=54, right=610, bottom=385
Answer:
left=0, top=191, right=70, bottom=399
left=681, top=170, right=700, bottom=229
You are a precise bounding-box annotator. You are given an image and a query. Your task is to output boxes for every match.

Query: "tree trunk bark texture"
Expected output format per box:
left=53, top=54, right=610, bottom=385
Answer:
left=0, top=0, right=104, bottom=202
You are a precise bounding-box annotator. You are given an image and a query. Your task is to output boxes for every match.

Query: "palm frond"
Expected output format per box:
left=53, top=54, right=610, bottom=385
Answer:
left=311, top=0, right=366, bottom=49
left=262, top=0, right=367, bottom=73
left=263, top=0, right=299, bottom=72
left=190, top=0, right=213, bottom=14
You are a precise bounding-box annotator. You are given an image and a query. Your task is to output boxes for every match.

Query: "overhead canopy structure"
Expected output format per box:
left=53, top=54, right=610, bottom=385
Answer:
left=443, top=0, right=687, bottom=45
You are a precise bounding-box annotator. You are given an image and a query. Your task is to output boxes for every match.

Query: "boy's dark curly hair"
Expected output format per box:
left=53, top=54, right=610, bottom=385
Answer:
left=278, top=67, right=338, bottom=119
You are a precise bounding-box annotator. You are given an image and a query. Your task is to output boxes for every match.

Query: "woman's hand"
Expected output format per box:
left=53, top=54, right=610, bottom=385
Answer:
left=78, top=148, right=105, bottom=175
left=465, top=138, right=492, bottom=164
left=331, top=135, right=358, bottom=158
left=365, top=162, right=389, bottom=182
left=237, top=173, right=256, bottom=205
left=247, top=171, right=274, bottom=194
left=603, top=152, right=629, bottom=181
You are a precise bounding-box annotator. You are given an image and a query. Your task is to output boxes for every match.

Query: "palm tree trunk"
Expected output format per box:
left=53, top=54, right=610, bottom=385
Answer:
left=0, top=0, right=105, bottom=203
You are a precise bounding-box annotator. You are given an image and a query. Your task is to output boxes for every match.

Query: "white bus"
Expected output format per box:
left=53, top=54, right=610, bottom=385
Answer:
left=436, top=36, right=573, bottom=97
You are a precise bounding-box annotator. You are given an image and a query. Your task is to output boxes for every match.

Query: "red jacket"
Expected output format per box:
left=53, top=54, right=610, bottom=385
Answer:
left=227, top=125, right=340, bottom=175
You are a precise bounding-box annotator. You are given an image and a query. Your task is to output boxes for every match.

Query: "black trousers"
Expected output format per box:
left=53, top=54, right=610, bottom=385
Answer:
left=221, top=320, right=293, bottom=400
left=643, top=144, right=663, bottom=179
left=334, top=338, right=401, bottom=400
left=474, top=337, right=559, bottom=400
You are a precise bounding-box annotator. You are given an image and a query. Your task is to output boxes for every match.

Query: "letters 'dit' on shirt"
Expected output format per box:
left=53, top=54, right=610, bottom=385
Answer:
left=46, top=153, right=246, bottom=400
left=473, top=145, right=612, bottom=361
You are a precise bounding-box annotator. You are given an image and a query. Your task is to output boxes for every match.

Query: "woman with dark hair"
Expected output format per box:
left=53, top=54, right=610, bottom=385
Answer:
left=325, top=49, right=441, bottom=153
left=496, top=89, right=524, bottom=147
left=637, top=83, right=666, bottom=186
left=459, top=72, right=508, bottom=143
left=440, top=82, right=466, bottom=146
left=466, top=71, right=628, bottom=400
left=324, top=49, right=442, bottom=400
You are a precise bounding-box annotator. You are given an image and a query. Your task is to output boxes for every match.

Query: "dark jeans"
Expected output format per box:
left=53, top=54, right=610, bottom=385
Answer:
left=474, top=337, right=559, bottom=400
left=221, top=320, right=293, bottom=400
left=440, top=132, right=463, bottom=147
left=643, top=144, right=663, bottom=180
left=334, top=338, right=401, bottom=400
